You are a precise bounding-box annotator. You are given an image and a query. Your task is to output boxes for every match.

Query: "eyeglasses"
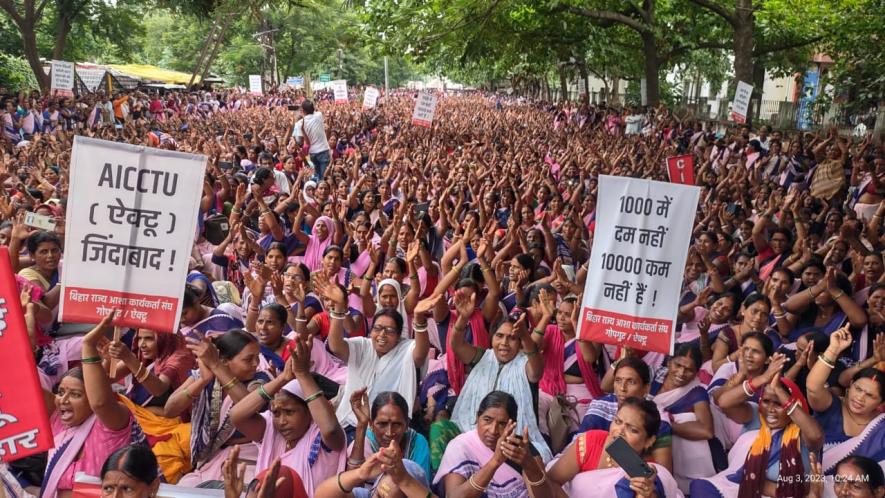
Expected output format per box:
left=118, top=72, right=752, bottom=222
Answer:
left=371, top=324, right=399, bottom=336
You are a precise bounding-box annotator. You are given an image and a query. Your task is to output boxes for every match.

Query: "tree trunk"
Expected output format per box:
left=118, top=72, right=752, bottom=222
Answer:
left=189, top=16, right=220, bottom=88
left=579, top=64, right=590, bottom=103
left=641, top=31, right=660, bottom=106
left=52, top=16, right=73, bottom=61
left=751, top=61, right=766, bottom=125
left=199, top=15, right=234, bottom=87
left=20, top=20, right=49, bottom=90
left=559, top=66, right=568, bottom=102
left=732, top=0, right=754, bottom=85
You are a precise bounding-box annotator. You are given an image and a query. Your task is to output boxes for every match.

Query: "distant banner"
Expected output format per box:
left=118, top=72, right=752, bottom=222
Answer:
left=363, top=87, right=379, bottom=109
left=577, top=176, right=700, bottom=355
left=0, top=247, right=54, bottom=462
left=50, top=60, right=75, bottom=97
left=665, top=155, right=695, bottom=185
left=729, top=81, right=753, bottom=124
left=332, top=80, right=348, bottom=104
left=248, top=75, right=263, bottom=95
left=286, top=76, right=304, bottom=87
left=411, top=92, right=437, bottom=128
left=60, top=136, right=206, bottom=333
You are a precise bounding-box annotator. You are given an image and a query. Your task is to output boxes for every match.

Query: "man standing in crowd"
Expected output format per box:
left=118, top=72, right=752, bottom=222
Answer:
left=292, top=99, right=331, bottom=180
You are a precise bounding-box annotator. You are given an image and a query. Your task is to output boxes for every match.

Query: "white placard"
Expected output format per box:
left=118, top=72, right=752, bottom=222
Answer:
left=332, top=80, right=348, bottom=104
left=411, top=92, right=437, bottom=128
left=50, top=60, right=75, bottom=97
left=59, top=136, right=206, bottom=333
left=363, top=87, right=379, bottom=109
left=729, top=80, right=753, bottom=123
left=248, top=75, right=263, bottom=95
left=576, top=175, right=700, bottom=355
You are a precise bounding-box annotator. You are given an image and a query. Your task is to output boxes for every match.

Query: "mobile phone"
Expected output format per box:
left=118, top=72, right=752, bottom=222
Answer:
left=218, top=161, right=234, bottom=170
left=605, top=437, right=655, bottom=479
left=24, top=211, right=56, bottom=231
left=287, top=105, right=299, bottom=111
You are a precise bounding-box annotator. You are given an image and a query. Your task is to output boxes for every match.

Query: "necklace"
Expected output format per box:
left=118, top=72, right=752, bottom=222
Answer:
left=843, top=403, right=870, bottom=428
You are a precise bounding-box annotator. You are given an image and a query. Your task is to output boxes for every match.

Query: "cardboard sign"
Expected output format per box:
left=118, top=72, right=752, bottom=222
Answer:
left=332, top=80, right=348, bottom=104
left=50, top=60, right=75, bottom=97
left=666, top=155, right=695, bottom=185
left=248, top=75, right=263, bottom=95
left=363, top=87, right=379, bottom=109
left=0, top=247, right=54, bottom=462
left=60, top=136, right=206, bottom=332
left=411, top=92, right=437, bottom=128
left=729, top=81, right=753, bottom=124
left=577, top=176, right=700, bottom=355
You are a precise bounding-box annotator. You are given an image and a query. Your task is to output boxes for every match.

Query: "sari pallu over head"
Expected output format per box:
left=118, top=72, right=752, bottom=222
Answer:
left=254, top=379, right=345, bottom=496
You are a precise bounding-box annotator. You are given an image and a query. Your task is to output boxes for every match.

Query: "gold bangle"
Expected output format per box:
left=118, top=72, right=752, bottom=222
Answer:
left=182, top=387, right=193, bottom=399
left=831, top=290, right=845, bottom=301
left=468, top=475, right=487, bottom=492
left=525, top=472, right=547, bottom=487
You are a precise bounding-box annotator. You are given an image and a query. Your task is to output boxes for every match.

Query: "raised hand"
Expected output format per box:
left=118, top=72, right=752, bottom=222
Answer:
left=82, top=312, right=116, bottom=347
left=350, top=387, right=370, bottom=427
left=414, top=293, right=444, bottom=316
left=222, top=445, right=247, bottom=498
left=453, top=288, right=476, bottom=318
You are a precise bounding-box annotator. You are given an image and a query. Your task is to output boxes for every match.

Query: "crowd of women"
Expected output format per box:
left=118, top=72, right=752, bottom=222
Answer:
left=0, top=84, right=884, bottom=498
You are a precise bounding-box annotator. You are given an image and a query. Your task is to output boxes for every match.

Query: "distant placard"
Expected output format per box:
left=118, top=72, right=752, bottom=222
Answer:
left=286, top=76, right=304, bottom=87
left=729, top=81, right=753, bottom=124
left=248, top=75, right=263, bottom=95
left=319, top=74, right=331, bottom=82
left=50, top=60, right=75, bottom=97
left=411, top=92, right=437, bottom=128
left=363, top=87, right=379, bottom=109
left=332, top=80, right=348, bottom=104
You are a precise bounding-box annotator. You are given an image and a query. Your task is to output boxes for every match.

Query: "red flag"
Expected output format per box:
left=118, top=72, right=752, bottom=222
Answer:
left=666, top=155, right=695, bottom=185
left=0, top=246, right=54, bottom=462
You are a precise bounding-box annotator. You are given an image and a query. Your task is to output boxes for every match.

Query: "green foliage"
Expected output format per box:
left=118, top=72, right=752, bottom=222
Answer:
left=0, top=54, right=40, bottom=92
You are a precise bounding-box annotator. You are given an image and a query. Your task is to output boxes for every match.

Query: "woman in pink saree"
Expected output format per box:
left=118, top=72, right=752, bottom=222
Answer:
left=230, top=335, right=346, bottom=496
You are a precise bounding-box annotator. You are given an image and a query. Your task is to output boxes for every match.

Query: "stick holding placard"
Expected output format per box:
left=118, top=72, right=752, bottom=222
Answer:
left=109, top=327, right=122, bottom=378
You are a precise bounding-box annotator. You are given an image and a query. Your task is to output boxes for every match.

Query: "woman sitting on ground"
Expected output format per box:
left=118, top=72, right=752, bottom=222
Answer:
left=39, top=314, right=147, bottom=498
left=99, top=445, right=160, bottom=498
left=579, top=357, right=673, bottom=472
left=164, top=329, right=268, bottom=486
left=690, top=364, right=824, bottom=498
left=229, top=334, right=346, bottom=496
left=547, top=397, right=682, bottom=498
left=648, top=344, right=720, bottom=492
left=434, top=391, right=555, bottom=498
left=807, top=326, right=885, bottom=476
left=347, top=389, right=431, bottom=481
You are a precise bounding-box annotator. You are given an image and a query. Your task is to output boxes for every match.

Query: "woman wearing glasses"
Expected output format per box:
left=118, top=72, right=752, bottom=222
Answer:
left=318, top=277, right=433, bottom=441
